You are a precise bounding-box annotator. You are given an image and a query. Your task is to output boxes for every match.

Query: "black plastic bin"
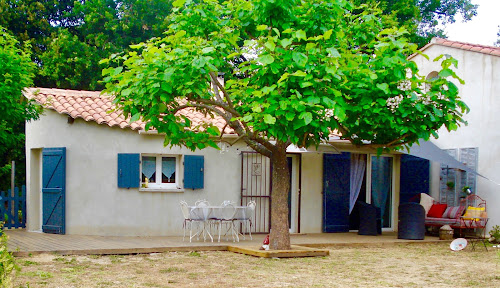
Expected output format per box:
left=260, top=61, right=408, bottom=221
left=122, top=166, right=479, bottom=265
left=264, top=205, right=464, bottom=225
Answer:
left=358, top=201, right=382, bottom=236
left=398, top=203, right=425, bottom=240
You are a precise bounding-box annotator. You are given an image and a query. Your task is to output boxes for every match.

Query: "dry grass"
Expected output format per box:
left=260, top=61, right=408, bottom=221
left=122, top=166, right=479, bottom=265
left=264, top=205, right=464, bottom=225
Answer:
left=12, top=243, right=500, bottom=288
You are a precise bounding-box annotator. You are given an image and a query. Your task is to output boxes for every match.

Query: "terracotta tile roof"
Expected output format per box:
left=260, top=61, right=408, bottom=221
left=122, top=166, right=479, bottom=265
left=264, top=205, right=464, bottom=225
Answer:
left=409, top=37, right=500, bottom=59
left=24, top=87, right=233, bottom=134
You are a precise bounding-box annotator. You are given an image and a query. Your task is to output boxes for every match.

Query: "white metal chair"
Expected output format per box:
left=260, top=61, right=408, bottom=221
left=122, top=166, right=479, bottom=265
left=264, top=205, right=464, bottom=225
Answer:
left=180, top=201, right=193, bottom=242
left=234, top=201, right=256, bottom=240
left=195, top=199, right=210, bottom=206
left=193, top=200, right=214, bottom=242
left=217, top=203, right=238, bottom=242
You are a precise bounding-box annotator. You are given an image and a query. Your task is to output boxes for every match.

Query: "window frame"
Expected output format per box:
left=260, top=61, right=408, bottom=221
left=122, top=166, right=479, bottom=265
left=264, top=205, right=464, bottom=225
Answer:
left=140, top=154, right=181, bottom=190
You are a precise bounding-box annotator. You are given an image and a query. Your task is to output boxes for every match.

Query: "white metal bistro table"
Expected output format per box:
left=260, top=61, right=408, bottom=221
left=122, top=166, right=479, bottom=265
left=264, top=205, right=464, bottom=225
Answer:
left=188, top=205, right=251, bottom=242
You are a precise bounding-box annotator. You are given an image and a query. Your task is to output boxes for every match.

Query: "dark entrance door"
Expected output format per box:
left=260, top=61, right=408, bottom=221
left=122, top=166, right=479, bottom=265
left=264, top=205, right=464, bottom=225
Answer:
left=400, top=155, right=430, bottom=203
left=323, top=153, right=350, bottom=232
left=42, top=147, right=66, bottom=234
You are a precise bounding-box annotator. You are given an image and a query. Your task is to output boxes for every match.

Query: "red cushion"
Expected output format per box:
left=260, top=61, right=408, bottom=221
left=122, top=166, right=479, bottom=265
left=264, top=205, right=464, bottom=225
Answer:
left=427, top=204, right=448, bottom=218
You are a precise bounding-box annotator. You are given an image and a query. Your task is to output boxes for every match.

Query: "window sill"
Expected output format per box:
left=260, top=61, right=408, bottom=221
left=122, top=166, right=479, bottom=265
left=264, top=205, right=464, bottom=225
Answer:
left=139, top=188, right=185, bottom=193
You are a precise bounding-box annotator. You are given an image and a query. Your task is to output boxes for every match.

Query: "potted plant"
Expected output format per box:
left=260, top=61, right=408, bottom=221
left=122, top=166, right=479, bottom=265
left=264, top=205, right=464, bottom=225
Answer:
left=461, top=186, right=472, bottom=199
left=446, top=181, right=455, bottom=190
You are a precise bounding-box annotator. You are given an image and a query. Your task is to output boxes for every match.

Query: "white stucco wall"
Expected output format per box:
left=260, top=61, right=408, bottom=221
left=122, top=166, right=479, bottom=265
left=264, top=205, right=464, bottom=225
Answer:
left=26, top=107, right=408, bottom=236
left=26, top=110, right=247, bottom=236
left=412, top=45, right=500, bottom=231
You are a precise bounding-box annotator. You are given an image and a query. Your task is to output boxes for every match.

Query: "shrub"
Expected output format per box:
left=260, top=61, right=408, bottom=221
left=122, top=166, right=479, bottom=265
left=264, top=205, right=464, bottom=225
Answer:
left=489, top=225, right=500, bottom=244
left=0, top=222, right=18, bottom=287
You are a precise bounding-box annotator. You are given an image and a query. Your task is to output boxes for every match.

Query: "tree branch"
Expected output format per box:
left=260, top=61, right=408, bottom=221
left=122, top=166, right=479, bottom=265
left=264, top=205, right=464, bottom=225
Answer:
left=209, top=71, right=235, bottom=110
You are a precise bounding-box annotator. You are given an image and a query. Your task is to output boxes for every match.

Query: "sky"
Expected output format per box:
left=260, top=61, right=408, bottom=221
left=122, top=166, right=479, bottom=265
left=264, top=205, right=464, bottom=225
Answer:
left=442, top=0, right=500, bottom=46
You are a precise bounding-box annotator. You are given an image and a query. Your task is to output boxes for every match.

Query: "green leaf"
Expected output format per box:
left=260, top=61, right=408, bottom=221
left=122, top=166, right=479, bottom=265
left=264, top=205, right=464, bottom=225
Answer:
left=129, top=43, right=144, bottom=49
left=278, top=73, right=289, bottom=83
left=258, top=54, right=275, bottom=65
left=291, top=70, right=307, bottom=77
left=299, top=112, right=313, bottom=125
left=175, top=30, right=187, bottom=38
left=173, top=0, right=186, bottom=7
left=300, top=81, right=313, bottom=88
left=130, top=113, right=141, bottom=122
left=207, top=126, right=220, bottom=136
left=438, top=69, right=453, bottom=78
left=202, top=47, right=215, bottom=54
left=192, top=56, right=207, bottom=68
left=265, top=41, right=276, bottom=52
left=324, top=29, right=333, bottom=40
left=335, top=106, right=346, bottom=121
left=263, top=114, right=276, bottom=124
left=281, top=38, right=292, bottom=48
left=292, top=52, right=308, bottom=67
left=112, top=66, right=123, bottom=76
left=326, top=48, right=341, bottom=58
left=257, top=25, right=268, bottom=31
left=325, top=66, right=336, bottom=75
left=376, top=98, right=386, bottom=106
left=252, top=106, right=262, bottom=113
left=376, top=83, right=390, bottom=94
left=296, top=30, right=307, bottom=40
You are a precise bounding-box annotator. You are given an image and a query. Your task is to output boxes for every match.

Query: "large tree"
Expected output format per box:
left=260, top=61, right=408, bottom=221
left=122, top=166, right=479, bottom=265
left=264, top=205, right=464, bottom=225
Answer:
left=0, top=26, right=40, bottom=187
left=103, top=0, right=468, bottom=250
left=0, top=0, right=173, bottom=90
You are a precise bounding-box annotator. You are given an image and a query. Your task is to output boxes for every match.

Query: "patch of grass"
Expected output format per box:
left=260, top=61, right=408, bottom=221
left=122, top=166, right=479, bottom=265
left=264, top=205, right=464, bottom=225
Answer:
left=187, top=272, right=199, bottom=279
left=97, top=281, right=114, bottom=287
left=20, top=270, right=53, bottom=279
left=22, top=260, right=39, bottom=266
left=109, top=255, right=124, bottom=263
left=188, top=251, right=201, bottom=257
left=88, top=254, right=102, bottom=259
left=159, top=267, right=186, bottom=273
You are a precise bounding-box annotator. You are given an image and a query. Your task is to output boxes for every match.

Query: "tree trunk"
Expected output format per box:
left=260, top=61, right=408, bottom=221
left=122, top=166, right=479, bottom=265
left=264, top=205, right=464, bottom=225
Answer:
left=269, top=145, right=291, bottom=250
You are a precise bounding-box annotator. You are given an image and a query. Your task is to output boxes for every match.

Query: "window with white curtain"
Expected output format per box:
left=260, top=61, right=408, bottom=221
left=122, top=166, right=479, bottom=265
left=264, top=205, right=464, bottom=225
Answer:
left=141, top=155, right=179, bottom=189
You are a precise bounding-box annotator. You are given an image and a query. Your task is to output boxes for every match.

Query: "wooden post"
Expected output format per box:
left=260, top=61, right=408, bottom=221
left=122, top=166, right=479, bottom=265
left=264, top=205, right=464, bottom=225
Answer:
left=11, top=160, right=15, bottom=225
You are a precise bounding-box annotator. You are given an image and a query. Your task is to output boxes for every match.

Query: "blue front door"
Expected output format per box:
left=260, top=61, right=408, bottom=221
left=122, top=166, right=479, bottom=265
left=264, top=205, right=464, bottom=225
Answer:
left=323, top=153, right=350, bottom=232
left=42, top=147, right=66, bottom=234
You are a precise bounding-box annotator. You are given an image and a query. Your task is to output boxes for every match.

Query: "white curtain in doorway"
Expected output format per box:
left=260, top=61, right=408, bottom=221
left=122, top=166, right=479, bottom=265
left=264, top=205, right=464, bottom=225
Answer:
left=349, top=154, right=366, bottom=214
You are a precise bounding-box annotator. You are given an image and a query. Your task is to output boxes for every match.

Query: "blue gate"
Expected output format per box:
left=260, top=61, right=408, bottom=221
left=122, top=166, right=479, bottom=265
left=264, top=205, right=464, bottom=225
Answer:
left=0, top=186, right=26, bottom=229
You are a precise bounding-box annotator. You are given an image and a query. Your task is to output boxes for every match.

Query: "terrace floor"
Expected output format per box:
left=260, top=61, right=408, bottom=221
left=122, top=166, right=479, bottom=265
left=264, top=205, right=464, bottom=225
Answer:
left=5, top=229, right=443, bottom=256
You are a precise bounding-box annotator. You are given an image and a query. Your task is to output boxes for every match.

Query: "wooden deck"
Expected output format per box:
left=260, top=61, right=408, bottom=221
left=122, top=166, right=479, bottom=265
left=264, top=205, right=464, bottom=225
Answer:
left=5, top=229, right=443, bottom=256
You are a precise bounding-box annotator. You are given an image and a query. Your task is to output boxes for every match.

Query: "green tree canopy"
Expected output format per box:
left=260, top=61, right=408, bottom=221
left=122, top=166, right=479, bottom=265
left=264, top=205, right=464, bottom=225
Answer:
left=0, top=0, right=478, bottom=91
left=0, top=0, right=173, bottom=90
left=103, top=0, right=468, bottom=249
left=0, top=26, right=40, bottom=180
left=356, top=0, right=478, bottom=47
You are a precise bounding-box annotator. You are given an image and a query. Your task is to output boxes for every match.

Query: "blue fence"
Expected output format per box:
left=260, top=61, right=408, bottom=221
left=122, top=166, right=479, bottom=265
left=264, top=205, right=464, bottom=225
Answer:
left=0, top=185, right=26, bottom=229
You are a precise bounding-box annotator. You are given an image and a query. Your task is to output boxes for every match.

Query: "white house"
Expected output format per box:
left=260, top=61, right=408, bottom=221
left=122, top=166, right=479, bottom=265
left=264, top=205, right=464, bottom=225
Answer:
left=24, top=38, right=498, bottom=237
left=411, top=38, right=500, bottom=232
left=25, top=87, right=425, bottom=237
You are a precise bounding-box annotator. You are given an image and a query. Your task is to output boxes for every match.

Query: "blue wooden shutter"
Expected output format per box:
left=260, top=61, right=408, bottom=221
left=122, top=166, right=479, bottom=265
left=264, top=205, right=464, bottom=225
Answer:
left=184, top=155, right=204, bottom=189
left=400, top=155, right=429, bottom=203
left=117, top=153, right=140, bottom=188
left=323, top=152, right=351, bottom=232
